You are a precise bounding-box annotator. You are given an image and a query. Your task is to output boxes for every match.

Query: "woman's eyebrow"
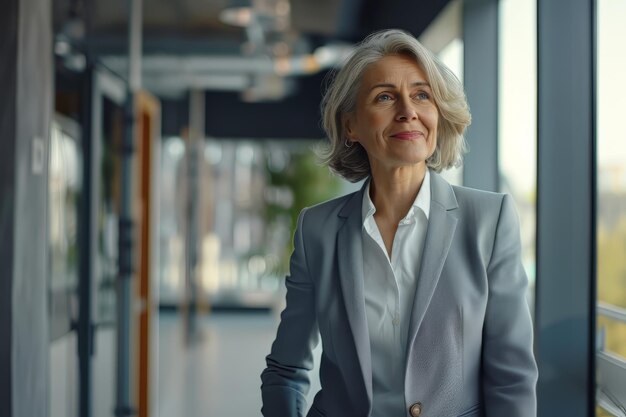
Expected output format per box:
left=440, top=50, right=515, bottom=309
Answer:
left=368, top=81, right=431, bottom=92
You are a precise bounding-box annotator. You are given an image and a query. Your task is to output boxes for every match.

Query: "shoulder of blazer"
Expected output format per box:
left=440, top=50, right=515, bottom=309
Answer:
left=308, top=190, right=358, bottom=212
left=429, top=171, right=504, bottom=214
left=450, top=183, right=506, bottom=213
left=305, top=181, right=367, bottom=221
left=297, top=184, right=367, bottom=245
left=447, top=184, right=513, bottom=268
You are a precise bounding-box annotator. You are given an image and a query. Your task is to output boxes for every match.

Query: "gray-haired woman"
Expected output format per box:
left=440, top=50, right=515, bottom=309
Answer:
left=261, top=29, right=537, bottom=417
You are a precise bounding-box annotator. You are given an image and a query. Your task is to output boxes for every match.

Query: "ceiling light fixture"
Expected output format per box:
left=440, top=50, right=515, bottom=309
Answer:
left=219, top=0, right=254, bottom=27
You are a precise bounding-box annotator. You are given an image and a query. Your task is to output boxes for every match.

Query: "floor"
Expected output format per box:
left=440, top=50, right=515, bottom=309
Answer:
left=157, top=311, right=321, bottom=417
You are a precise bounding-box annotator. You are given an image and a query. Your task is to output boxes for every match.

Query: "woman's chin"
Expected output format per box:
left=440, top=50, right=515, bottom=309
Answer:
left=390, top=152, right=431, bottom=167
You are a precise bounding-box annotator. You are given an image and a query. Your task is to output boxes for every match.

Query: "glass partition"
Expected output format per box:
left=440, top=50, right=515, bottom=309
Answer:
left=596, top=0, right=626, bottom=414
left=158, top=139, right=343, bottom=308
left=49, top=114, right=82, bottom=341
left=89, top=68, right=127, bottom=417
left=438, top=37, right=464, bottom=186
left=498, top=0, right=537, bottom=309
left=48, top=114, right=82, bottom=417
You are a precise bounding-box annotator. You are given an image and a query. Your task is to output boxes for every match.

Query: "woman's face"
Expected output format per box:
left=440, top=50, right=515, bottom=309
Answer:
left=344, top=54, right=438, bottom=173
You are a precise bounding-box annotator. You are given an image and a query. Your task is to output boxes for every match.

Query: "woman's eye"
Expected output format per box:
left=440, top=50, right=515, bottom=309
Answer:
left=416, top=92, right=430, bottom=100
left=376, top=94, right=393, bottom=102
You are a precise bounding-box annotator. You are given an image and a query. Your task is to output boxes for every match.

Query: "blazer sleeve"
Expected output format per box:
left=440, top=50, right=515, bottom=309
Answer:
left=482, top=194, right=538, bottom=417
left=261, top=208, right=319, bottom=417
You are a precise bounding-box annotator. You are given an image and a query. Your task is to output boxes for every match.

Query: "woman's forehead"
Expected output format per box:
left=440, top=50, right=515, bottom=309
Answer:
left=361, top=54, right=429, bottom=86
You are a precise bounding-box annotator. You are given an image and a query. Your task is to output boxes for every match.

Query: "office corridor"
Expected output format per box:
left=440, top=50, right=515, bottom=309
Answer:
left=158, top=312, right=321, bottom=417
left=3, top=0, right=626, bottom=415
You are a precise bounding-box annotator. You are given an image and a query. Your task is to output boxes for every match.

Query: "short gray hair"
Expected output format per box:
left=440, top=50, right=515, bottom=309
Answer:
left=318, top=29, right=471, bottom=182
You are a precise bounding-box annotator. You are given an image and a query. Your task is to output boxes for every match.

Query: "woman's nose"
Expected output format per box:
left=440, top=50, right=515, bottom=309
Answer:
left=395, top=97, right=418, bottom=121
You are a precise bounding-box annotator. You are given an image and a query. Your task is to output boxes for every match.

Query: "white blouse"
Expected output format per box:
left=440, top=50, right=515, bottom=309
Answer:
left=361, top=169, right=431, bottom=417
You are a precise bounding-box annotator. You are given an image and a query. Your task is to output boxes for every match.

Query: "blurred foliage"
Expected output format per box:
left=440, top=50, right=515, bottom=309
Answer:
left=265, top=150, right=342, bottom=275
left=597, top=215, right=626, bottom=359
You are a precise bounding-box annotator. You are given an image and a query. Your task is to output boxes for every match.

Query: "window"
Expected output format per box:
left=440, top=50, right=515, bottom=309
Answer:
left=419, top=0, right=464, bottom=186
left=596, top=0, right=626, bottom=414
left=498, top=0, right=537, bottom=309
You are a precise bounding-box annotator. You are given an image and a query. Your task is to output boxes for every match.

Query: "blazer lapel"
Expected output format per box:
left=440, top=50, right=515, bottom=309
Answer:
left=406, top=172, right=459, bottom=352
left=337, top=183, right=373, bottom=404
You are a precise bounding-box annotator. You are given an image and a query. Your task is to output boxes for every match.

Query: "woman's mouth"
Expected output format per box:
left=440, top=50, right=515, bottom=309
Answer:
left=391, top=131, right=424, bottom=140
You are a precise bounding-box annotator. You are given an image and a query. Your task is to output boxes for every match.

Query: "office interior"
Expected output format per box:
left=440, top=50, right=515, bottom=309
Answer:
left=1, top=0, right=625, bottom=416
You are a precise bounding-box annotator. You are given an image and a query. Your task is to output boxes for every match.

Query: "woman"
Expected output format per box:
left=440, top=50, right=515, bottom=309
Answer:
left=261, top=29, right=537, bottom=417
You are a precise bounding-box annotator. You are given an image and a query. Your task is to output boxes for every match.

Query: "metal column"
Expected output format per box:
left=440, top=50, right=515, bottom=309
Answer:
left=114, top=0, right=142, bottom=415
left=184, top=90, right=205, bottom=342
left=535, top=0, right=595, bottom=415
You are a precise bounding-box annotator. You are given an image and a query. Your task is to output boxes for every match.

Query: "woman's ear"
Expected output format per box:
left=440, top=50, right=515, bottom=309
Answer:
left=342, top=113, right=357, bottom=142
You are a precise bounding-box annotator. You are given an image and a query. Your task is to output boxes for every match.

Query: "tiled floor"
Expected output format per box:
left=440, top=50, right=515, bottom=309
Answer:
left=157, top=311, right=321, bottom=417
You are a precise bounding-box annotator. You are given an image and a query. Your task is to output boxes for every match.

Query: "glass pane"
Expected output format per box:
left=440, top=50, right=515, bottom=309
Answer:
left=92, top=94, right=124, bottom=417
left=157, top=139, right=345, bottom=307
left=438, top=38, right=464, bottom=186
left=596, top=0, right=626, bottom=312
left=49, top=333, right=78, bottom=417
left=597, top=317, right=626, bottom=359
left=498, top=0, right=537, bottom=310
left=49, top=119, right=82, bottom=292
left=96, top=95, right=124, bottom=325
left=596, top=0, right=626, bottom=413
left=48, top=116, right=81, bottom=417
left=48, top=117, right=82, bottom=340
left=158, top=137, right=187, bottom=304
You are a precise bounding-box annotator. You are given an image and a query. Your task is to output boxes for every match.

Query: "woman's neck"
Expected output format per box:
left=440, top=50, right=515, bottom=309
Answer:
left=369, top=163, right=427, bottom=224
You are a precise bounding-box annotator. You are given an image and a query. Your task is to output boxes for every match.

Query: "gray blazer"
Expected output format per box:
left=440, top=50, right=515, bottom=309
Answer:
left=261, top=172, right=538, bottom=417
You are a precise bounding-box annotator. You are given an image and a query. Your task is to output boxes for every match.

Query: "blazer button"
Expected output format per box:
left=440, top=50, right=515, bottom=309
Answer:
left=409, top=402, right=422, bottom=417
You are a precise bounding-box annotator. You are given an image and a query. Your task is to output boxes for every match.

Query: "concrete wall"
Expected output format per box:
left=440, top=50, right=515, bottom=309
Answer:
left=0, top=0, right=52, bottom=415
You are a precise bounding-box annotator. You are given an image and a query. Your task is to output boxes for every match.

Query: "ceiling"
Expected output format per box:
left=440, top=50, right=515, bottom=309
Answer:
left=53, top=0, right=453, bottom=137
left=53, top=0, right=452, bottom=49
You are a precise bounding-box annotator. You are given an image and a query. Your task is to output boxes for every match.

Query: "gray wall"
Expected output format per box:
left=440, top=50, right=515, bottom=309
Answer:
left=0, top=0, right=52, bottom=415
left=462, top=0, right=499, bottom=192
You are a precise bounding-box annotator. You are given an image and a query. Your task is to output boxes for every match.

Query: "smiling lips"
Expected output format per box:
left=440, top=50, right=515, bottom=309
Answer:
left=391, top=130, right=425, bottom=140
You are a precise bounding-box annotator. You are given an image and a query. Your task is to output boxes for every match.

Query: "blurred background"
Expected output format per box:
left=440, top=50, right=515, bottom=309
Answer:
left=2, top=0, right=626, bottom=416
